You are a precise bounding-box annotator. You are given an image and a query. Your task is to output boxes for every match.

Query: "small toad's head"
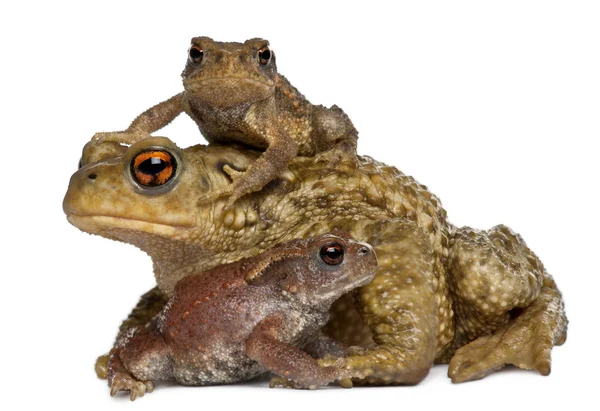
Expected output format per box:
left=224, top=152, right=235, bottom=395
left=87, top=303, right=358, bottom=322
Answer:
left=181, top=37, right=277, bottom=107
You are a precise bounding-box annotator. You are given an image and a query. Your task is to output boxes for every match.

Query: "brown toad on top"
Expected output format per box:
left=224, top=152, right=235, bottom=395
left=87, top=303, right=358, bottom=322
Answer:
left=64, top=138, right=567, bottom=385
left=94, top=37, right=358, bottom=205
left=107, top=233, right=377, bottom=400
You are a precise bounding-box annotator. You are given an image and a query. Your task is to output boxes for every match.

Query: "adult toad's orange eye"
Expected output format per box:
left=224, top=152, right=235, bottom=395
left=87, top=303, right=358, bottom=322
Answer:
left=258, top=47, right=271, bottom=65
left=319, top=243, right=345, bottom=266
left=188, top=45, right=204, bottom=65
left=131, top=150, right=177, bottom=188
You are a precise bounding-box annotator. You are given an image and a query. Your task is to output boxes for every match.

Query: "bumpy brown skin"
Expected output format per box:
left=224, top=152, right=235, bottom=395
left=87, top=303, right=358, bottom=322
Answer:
left=63, top=138, right=568, bottom=385
left=93, top=37, right=358, bottom=205
left=107, top=234, right=377, bottom=400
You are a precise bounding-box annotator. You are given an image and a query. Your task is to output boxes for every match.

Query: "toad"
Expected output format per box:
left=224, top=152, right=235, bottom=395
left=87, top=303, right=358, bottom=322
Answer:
left=107, top=233, right=377, bottom=400
left=93, top=37, right=358, bottom=205
left=64, top=138, right=567, bottom=385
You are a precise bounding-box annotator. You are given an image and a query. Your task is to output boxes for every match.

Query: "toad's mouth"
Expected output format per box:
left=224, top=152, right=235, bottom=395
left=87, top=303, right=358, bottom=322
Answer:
left=183, top=77, right=275, bottom=104
left=184, top=77, right=275, bottom=108
left=184, top=76, right=274, bottom=89
left=66, top=214, right=194, bottom=237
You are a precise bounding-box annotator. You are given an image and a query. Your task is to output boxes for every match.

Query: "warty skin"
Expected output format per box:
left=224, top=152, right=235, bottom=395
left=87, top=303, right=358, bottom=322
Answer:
left=64, top=137, right=568, bottom=385
left=93, top=37, right=358, bottom=205
left=107, top=233, right=377, bottom=400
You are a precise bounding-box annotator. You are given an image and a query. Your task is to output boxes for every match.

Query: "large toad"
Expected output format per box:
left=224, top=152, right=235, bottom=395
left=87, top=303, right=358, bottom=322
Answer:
left=63, top=138, right=567, bottom=384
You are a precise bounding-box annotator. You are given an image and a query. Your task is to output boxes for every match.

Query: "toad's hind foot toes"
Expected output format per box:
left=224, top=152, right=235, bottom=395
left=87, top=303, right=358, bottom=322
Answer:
left=110, top=373, right=154, bottom=401
left=448, top=323, right=556, bottom=383
left=337, top=378, right=353, bottom=388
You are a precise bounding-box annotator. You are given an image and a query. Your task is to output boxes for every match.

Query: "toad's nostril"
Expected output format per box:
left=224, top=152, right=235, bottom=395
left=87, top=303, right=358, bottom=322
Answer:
left=358, top=246, right=370, bottom=256
left=88, top=173, right=97, bottom=180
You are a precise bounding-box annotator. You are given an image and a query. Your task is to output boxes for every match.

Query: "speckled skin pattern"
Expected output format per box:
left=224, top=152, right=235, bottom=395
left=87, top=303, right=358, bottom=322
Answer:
left=63, top=138, right=568, bottom=385
left=94, top=37, right=357, bottom=205
left=107, top=234, right=377, bottom=399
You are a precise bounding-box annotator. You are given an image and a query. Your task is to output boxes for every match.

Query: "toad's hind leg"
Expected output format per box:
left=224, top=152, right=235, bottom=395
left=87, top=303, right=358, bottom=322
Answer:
left=447, top=225, right=568, bottom=383
left=311, top=105, right=359, bottom=167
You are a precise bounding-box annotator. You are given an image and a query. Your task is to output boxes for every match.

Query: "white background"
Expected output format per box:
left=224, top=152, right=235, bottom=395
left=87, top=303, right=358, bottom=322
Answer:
left=1, top=1, right=598, bottom=410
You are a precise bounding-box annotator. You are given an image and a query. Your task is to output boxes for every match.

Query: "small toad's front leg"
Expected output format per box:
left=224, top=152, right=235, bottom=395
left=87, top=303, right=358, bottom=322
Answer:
left=93, top=93, right=184, bottom=145
left=246, top=313, right=347, bottom=389
left=223, top=127, right=298, bottom=207
left=96, top=288, right=169, bottom=379
left=107, top=324, right=173, bottom=401
left=319, top=219, right=444, bottom=385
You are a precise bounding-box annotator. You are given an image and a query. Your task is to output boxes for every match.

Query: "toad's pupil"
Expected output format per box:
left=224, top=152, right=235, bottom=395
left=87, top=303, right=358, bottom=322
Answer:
left=320, top=244, right=344, bottom=265
left=139, top=157, right=168, bottom=175
left=190, top=48, right=203, bottom=61
left=259, top=49, right=271, bottom=63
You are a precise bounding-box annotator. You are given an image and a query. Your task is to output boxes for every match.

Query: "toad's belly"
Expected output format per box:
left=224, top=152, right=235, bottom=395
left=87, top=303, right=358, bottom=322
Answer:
left=172, top=346, right=265, bottom=386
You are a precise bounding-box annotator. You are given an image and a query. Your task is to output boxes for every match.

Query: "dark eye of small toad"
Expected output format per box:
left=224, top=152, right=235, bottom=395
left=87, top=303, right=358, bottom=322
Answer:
left=189, top=45, right=204, bottom=65
left=258, top=47, right=271, bottom=65
left=131, top=150, right=177, bottom=188
left=319, top=243, right=345, bottom=266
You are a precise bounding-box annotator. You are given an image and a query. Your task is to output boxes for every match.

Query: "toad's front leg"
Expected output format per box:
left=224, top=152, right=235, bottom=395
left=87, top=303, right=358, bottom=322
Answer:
left=96, top=288, right=169, bottom=379
left=319, top=219, right=445, bottom=384
left=221, top=125, right=298, bottom=207
left=93, top=93, right=184, bottom=145
left=107, top=323, right=173, bottom=400
left=246, top=313, right=348, bottom=389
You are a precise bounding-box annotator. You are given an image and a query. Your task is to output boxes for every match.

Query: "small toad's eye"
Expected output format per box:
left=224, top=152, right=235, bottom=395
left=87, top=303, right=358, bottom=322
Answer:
left=131, top=150, right=177, bottom=188
left=189, top=45, right=204, bottom=65
left=258, top=47, right=271, bottom=65
left=319, top=243, right=345, bottom=266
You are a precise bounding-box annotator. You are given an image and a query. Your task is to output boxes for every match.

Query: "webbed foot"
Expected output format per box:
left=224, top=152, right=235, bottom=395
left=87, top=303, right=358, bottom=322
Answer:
left=448, top=305, right=567, bottom=383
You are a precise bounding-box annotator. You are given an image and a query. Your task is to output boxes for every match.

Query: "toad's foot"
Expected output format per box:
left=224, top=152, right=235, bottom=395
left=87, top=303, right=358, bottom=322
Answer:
left=93, top=131, right=150, bottom=145
left=200, top=185, right=235, bottom=208
left=196, top=164, right=242, bottom=208
left=109, top=371, right=154, bottom=401
left=223, top=165, right=247, bottom=206
left=95, top=354, right=109, bottom=379
left=448, top=282, right=567, bottom=383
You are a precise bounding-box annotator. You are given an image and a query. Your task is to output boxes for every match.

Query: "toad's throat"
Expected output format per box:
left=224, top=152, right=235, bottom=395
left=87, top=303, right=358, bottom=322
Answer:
left=66, top=214, right=204, bottom=263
